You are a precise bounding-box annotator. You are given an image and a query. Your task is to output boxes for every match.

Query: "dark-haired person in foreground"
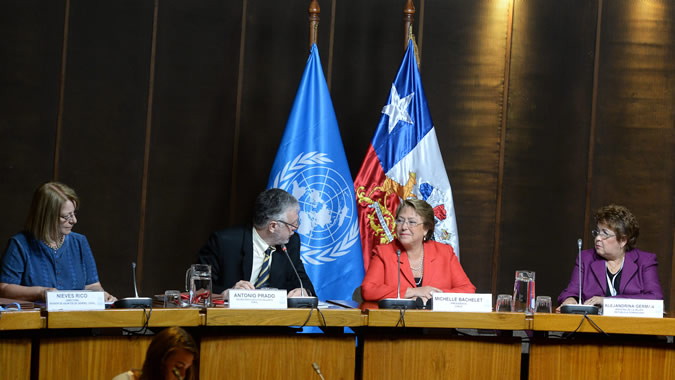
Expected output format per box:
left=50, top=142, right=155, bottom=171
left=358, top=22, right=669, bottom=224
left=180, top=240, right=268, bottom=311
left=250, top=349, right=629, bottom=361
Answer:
left=0, top=182, right=115, bottom=302
left=558, top=204, right=663, bottom=309
left=198, top=188, right=315, bottom=300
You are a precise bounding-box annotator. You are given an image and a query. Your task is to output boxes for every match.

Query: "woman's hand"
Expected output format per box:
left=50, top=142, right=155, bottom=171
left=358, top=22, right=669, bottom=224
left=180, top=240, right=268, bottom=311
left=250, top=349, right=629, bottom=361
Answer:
left=584, top=296, right=604, bottom=306
left=404, top=285, right=441, bottom=302
left=555, top=297, right=578, bottom=312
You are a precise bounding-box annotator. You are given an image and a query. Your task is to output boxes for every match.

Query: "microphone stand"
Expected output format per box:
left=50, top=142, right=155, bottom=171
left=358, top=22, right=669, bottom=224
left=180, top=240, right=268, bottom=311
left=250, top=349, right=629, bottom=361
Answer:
left=282, top=245, right=318, bottom=308
left=113, top=262, right=153, bottom=309
left=560, top=239, right=599, bottom=315
left=378, top=249, right=417, bottom=309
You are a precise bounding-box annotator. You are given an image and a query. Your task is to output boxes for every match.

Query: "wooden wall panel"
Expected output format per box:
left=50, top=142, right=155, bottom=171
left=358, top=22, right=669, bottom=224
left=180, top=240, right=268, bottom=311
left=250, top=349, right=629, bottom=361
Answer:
left=57, top=0, right=154, bottom=297
left=591, top=0, right=675, bottom=308
left=422, top=0, right=510, bottom=293
left=331, top=0, right=403, bottom=173
left=142, top=1, right=243, bottom=295
left=498, top=0, right=598, bottom=301
left=0, top=1, right=65, bottom=246
left=230, top=0, right=334, bottom=225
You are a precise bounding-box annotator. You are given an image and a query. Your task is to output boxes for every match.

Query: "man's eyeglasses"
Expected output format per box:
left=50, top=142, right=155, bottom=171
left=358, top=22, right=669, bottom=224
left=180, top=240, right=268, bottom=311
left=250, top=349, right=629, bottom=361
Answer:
left=591, top=229, right=615, bottom=240
left=396, top=218, right=421, bottom=228
left=60, top=212, right=77, bottom=223
left=276, top=219, right=299, bottom=230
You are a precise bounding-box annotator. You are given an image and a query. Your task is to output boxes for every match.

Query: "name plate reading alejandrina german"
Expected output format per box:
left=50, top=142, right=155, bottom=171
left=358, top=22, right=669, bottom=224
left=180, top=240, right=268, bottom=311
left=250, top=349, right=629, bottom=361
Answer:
left=432, top=293, right=492, bottom=312
left=46, top=290, right=105, bottom=311
left=602, top=298, right=663, bottom=318
left=229, top=289, right=287, bottom=309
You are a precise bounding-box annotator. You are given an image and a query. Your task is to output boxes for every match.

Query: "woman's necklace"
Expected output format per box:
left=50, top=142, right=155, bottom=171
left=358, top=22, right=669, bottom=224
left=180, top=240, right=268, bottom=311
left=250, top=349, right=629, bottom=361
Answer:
left=409, top=251, right=424, bottom=272
left=43, top=234, right=65, bottom=251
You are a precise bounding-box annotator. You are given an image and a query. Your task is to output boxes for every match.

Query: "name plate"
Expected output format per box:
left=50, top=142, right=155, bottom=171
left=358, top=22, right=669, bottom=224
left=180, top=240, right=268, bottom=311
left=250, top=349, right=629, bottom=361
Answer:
left=602, top=298, right=663, bottom=318
left=432, top=293, right=492, bottom=312
left=229, top=289, right=287, bottom=309
left=46, top=290, right=105, bottom=311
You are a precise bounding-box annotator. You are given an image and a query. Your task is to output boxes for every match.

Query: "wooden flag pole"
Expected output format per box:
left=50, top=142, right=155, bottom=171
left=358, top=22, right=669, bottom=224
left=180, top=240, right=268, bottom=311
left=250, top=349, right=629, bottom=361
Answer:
left=403, top=0, right=415, bottom=50
left=308, top=0, right=320, bottom=51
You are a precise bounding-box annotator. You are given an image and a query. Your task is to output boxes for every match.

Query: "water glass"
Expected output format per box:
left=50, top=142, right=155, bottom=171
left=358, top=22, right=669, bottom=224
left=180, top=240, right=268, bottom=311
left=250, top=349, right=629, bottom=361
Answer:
left=535, top=296, right=552, bottom=313
left=185, top=264, right=212, bottom=307
left=164, top=290, right=181, bottom=308
left=513, top=270, right=535, bottom=314
left=495, top=294, right=513, bottom=312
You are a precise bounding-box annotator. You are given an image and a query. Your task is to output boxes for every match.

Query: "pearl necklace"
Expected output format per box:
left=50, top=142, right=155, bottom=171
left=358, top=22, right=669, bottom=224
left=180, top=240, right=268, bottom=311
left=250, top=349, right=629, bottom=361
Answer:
left=44, top=235, right=65, bottom=250
left=409, top=252, right=424, bottom=272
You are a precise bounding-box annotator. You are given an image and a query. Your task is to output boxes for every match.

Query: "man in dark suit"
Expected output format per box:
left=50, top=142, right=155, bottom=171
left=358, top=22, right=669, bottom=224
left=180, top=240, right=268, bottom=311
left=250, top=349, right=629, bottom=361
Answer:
left=198, top=188, right=315, bottom=299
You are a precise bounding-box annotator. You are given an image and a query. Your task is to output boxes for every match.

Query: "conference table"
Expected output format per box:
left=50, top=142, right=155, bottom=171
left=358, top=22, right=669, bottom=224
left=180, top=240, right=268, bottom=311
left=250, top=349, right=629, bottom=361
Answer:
left=1, top=305, right=674, bottom=379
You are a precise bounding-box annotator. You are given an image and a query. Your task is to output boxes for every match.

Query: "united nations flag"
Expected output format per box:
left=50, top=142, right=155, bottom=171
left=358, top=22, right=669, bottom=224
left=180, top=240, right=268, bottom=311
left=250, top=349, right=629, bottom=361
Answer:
left=267, top=44, right=364, bottom=301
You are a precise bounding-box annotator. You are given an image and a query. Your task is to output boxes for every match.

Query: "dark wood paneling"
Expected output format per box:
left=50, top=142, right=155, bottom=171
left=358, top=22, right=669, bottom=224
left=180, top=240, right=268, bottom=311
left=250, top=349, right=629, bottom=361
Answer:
left=0, top=1, right=65, bottom=243
left=57, top=0, right=154, bottom=297
left=331, top=0, right=403, bottom=174
left=592, top=0, right=675, bottom=310
left=422, top=0, right=510, bottom=293
left=232, top=0, right=333, bottom=223
left=498, top=0, right=598, bottom=300
left=142, top=0, right=244, bottom=295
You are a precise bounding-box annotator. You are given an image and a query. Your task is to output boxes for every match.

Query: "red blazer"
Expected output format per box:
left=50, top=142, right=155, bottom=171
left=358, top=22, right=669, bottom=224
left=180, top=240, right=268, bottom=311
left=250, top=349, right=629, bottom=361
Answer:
left=361, top=240, right=475, bottom=301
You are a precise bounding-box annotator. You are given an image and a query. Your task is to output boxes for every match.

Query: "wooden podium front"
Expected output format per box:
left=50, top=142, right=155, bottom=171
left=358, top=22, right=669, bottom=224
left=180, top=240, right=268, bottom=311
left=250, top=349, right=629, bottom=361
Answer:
left=0, top=310, right=43, bottom=380
left=362, top=310, right=525, bottom=380
left=200, top=307, right=364, bottom=380
left=528, top=313, right=675, bottom=380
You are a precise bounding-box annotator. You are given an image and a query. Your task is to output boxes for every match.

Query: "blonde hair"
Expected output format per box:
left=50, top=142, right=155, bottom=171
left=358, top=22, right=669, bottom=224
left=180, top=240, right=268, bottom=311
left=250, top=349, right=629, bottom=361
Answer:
left=24, top=182, right=79, bottom=243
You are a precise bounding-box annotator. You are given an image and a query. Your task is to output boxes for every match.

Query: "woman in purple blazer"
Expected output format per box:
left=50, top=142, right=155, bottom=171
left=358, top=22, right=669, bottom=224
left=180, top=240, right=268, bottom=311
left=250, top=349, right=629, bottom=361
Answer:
left=558, top=205, right=663, bottom=307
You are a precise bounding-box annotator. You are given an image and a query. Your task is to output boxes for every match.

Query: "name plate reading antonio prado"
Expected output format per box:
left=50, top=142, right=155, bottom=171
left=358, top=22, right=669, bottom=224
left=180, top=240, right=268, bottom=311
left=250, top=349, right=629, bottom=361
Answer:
left=229, top=289, right=287, bottom=309
left=602, top=298, right=663, bottom=318
left=46, top=290, right=105, bottom=311
left=432, top=293, right=492, bottom=312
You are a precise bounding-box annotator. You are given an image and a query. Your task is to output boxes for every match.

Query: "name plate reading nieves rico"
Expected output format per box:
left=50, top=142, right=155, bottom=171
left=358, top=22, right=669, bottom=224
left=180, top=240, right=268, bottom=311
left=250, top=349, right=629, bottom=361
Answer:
left=46, top=290, right=105, bottom=311
left=602, top=298, right=663, bottom=318
left=229, top=289, right=287, bottom=309
left=432, top=293, right=492, bottom=312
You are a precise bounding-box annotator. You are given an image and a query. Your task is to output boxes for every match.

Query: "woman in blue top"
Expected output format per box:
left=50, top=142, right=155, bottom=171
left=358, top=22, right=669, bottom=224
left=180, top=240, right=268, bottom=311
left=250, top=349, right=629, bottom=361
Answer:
left=0, top=182, right=115, bottom=302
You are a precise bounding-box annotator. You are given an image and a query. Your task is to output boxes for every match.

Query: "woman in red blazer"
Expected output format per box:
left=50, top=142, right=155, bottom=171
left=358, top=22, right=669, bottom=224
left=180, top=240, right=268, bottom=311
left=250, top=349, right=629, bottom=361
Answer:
left=361, top=199, right=475, bottom=304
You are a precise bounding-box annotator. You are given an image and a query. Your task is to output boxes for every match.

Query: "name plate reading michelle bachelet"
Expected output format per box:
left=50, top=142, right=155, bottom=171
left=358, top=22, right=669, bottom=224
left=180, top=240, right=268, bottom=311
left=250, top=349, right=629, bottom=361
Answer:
left=602, top=298, right=663, bottom=318
left=432, top=293, right=492, bottom=312
left=46, top=290, right=105, bottom=311
left=229, top=289, right=287, bottom=309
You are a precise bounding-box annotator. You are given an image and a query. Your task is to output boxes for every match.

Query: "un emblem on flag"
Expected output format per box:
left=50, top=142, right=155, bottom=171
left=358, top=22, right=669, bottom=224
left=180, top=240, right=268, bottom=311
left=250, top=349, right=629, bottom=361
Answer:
left=272, top=152, right=360, bottom=265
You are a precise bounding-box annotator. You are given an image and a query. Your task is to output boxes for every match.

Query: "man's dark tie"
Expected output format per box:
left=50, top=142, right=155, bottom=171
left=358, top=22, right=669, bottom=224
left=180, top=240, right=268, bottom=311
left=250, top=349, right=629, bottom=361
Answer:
left=254, top=247, right=273, bottom=288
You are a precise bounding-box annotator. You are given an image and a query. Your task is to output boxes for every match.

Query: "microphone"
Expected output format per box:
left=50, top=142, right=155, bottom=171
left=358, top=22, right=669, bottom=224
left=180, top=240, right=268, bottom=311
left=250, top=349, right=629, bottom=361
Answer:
left=378, top=249, right=417, bottom=309
left=312, top=362, right=326, bottom=380
left=560, top=238, right=599, bottom=314
left=282, top=245, right=318, bottom=308
left=113, top=262, right=153, bottom=309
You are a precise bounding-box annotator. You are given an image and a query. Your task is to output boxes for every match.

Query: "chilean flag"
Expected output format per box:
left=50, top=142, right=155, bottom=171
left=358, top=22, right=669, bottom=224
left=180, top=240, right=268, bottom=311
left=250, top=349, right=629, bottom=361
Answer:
left=354, top=40, right=460, bottom=271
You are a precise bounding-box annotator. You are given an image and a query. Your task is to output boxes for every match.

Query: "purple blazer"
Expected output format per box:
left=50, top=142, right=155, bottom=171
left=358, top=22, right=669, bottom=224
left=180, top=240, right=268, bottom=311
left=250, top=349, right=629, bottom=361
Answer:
left=557, top=248, right=663, bottom=305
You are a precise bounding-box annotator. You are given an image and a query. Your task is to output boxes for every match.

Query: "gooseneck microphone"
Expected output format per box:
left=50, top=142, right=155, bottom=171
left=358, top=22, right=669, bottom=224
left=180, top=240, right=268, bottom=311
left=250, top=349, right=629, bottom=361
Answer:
left=560, top=238, right=599, bottom=314
left=378, top=249, right=417, bottom=309
left=282, top=245, right=318, bottom=308
left=113, top=262, right=153, bottom=309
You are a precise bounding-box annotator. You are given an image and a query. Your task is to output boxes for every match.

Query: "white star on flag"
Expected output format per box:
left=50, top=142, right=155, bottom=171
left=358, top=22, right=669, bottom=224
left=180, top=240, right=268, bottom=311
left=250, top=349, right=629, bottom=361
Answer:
left=381, top=84, right=414, bottom=133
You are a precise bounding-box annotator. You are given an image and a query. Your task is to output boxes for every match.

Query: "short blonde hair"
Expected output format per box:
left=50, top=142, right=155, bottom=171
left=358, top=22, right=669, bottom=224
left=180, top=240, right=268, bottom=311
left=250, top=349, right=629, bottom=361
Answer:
left=24, top=182, right=79, bottom=243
